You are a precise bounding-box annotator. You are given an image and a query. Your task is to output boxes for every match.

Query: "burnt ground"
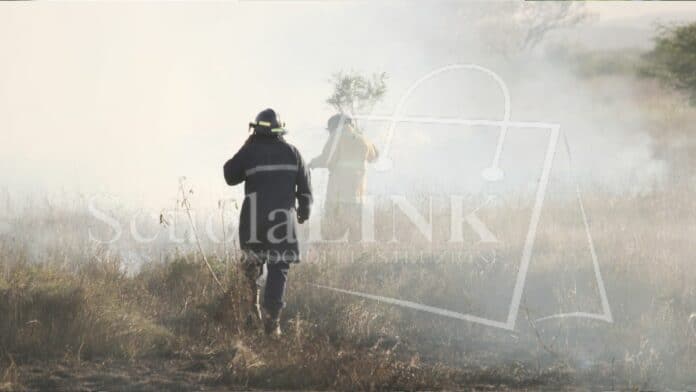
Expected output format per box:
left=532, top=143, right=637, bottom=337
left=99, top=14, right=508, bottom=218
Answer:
left=2, top=356, right=609, bottom=392
left=7, top=358, right=230, bottom=392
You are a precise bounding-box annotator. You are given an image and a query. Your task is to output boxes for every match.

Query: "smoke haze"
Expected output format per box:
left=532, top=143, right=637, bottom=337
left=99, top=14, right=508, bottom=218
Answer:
left=1, top=2, right=693, bottom=210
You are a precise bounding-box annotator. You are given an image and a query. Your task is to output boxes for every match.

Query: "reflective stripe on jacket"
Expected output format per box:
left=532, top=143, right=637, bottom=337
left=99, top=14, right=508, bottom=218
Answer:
left=224, top=130, right=312, bottom=262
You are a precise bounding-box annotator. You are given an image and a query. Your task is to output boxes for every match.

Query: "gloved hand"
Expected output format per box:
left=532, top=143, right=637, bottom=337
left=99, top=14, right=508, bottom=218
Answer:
left=297, top=215, right=308, bottom=224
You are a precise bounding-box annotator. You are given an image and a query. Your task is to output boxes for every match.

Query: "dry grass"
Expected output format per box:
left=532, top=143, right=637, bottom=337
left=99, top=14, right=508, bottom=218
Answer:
left=1, top=183, right=696, bottom=390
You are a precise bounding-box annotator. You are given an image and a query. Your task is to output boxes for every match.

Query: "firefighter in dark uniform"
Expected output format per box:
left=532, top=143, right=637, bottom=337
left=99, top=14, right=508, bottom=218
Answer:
left=223, top=108, right=312, bottom=336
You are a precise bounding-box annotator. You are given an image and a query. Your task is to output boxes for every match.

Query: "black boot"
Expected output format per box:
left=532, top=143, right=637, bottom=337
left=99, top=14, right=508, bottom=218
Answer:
left=264, top=308, right=282, bottom=337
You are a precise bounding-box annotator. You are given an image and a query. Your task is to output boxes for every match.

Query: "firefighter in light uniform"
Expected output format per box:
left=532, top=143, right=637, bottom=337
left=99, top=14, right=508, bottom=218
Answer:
left=223, top=108, right=312, bottom=336
left=309, top=114, right=378, bottom=241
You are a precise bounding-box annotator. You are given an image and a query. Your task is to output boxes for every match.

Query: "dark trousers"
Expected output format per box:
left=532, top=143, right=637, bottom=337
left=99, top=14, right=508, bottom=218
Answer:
left=264, top=263, right=289, bottom=315
left=242, top=251, right=289, bottom=317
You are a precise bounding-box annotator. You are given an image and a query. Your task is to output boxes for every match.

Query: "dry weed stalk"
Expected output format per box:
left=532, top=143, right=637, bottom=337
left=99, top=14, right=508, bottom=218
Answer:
left=178, top=177, right=224, bottom=293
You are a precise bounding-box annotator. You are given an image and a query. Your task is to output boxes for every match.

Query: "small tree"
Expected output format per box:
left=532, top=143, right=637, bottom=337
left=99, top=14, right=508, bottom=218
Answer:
left=643, top=22, right=696, bottom=104
left=478, top=2, right=593, bottom=57
left=326, top=71, right=388, bottom=116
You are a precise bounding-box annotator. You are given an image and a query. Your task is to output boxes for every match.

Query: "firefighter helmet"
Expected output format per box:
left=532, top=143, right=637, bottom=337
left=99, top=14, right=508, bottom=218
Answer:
left=250, top=108, right=286, bottom=133
left=326, top=114, right=353, bottom=132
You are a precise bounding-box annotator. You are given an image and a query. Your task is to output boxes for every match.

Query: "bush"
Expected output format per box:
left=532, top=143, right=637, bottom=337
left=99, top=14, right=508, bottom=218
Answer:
left=642, top=22, right=696, bottom=103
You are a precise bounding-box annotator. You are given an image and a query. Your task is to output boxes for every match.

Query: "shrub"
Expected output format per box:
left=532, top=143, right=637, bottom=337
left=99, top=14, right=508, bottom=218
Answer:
left=642, top=22, right=696, bottom=103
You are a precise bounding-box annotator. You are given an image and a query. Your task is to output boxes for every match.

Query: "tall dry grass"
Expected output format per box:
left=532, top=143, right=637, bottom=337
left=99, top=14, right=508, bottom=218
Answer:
left=1, top=182, right=696, bottom=390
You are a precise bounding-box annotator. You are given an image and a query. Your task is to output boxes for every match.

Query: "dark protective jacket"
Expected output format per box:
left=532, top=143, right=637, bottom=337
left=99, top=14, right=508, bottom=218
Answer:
left=223, top=129, right=312, bottom=263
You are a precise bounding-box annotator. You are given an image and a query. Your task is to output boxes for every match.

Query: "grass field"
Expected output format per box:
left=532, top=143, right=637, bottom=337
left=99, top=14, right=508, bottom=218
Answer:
left=1, top=181, right=696, bottom=391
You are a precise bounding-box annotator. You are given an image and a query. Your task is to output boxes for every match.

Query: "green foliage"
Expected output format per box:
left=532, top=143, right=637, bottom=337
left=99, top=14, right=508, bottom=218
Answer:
left=546, top=44, right=643, bottom=78
left=326, top=71, right=387, bottom=115
left=643, top=22, right=696, bottom=104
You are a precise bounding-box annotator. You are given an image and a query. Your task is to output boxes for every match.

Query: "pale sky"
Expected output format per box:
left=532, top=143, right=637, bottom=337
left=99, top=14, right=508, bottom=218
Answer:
left=0, top=1, right=694, bottom=209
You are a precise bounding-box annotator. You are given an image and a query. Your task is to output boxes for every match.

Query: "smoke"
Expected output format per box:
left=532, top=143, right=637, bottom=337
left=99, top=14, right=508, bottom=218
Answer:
left=286, top=3, right=670, bottom=201
left=0, top=2, right=682, bottom=209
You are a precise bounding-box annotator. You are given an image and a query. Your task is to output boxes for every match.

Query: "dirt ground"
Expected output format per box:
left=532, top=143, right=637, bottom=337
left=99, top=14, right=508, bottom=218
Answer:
left=7, top=357, right=231, bottom=392
left=7, top=358, right=590, bottom=392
